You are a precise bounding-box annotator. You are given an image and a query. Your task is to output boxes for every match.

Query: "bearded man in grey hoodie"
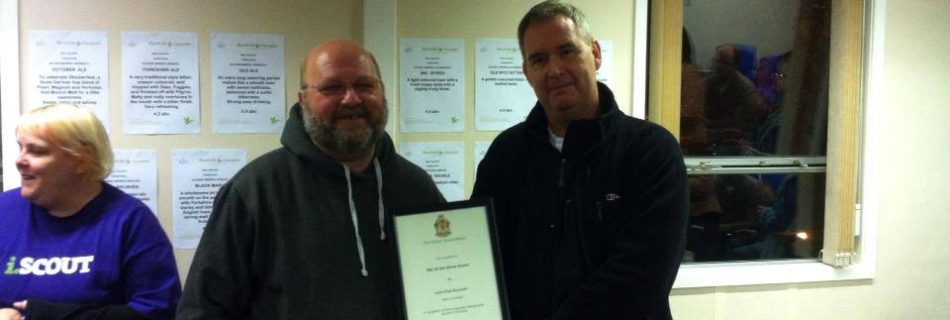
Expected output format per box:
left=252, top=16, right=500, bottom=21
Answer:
left=178, top=39, right=445, bottom=319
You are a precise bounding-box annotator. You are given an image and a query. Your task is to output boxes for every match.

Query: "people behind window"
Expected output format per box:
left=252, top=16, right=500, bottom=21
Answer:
left=679, top=32, right=809, bottom=262
left=705, top=44, right=769, bottom=156
left=680, top=28, right=712, bottom=156
left=753, top=51, right=792, bottom=154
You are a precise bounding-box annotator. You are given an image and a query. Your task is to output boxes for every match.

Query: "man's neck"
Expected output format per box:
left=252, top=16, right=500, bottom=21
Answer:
left=548, top=122, right=568, bottom=137
left=317, top=144, right=376, bottom=173
left=339, top=153, right=375, bottom=173
left=547, top=95, right=600, bottom=137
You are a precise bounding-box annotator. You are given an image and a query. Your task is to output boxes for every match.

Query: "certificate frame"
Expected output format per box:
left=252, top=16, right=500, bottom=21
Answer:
left=390, top=199, right=510, bottom=320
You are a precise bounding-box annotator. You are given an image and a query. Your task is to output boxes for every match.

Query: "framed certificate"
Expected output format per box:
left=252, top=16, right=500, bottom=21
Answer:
left=391, top=199, right=509, bottom=319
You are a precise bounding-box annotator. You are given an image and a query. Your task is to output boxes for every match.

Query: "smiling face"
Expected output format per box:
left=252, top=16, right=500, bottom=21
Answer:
left=521, top=16, right=602, bottom=134
left=298, top=40, right=387, bottom=160
left=16, top=130, right=89, bottom=210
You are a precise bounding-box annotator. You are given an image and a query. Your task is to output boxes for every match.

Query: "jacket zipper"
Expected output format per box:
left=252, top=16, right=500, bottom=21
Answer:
left=596, top=201, right=604, bottom=222
left=558, top=158, right=566, bottom=187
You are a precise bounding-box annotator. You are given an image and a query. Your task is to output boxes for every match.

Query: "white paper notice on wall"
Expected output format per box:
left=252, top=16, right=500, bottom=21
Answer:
left=29, top=31, right=111, bottom=130
left=400, top=142, right=465, bottom=201
left=399, top=38, right=465, bottom=133
left=211, top=33, right=285, bottom=134
left=122, top=32, right=200, bottom=135
left=171, top=149, right=247, bottom=249
left=106, top=149, right=158, bottom=215
left=474, top=38, right=536, bottom=132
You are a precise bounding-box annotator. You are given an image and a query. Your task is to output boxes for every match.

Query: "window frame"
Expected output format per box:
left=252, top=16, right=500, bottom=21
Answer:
left=635, top=0, right=884, bottom=288
left=1, top=0, right=21, bottom=191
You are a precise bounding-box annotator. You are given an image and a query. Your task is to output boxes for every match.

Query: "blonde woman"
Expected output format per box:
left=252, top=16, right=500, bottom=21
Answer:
left=0, top=104, right=179, bottom=320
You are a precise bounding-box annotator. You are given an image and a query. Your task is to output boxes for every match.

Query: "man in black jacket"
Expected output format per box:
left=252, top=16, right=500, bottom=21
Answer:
left=472, top=1, right=689, bottom=319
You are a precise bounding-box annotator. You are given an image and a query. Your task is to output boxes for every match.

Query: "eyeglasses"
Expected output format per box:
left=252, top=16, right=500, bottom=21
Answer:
left=301, top=79, right=381, bottom=97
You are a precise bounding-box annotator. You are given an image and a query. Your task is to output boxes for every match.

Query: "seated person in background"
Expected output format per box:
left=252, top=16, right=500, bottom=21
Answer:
left=714, top=174, right=766, bottom=259
left=732, top=175, right=800, bottom=260
left=685, top=175, right=723, bottom=262
left=753, top=51, right=792, bottom=154
left=0, top=104, right=180, bottom=320
left=705, top=44, right=767, bottom=153
left=680, top=28, right=713, bottom=156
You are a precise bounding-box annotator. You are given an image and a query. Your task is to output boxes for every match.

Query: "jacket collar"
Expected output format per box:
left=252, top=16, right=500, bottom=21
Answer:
left=523, top=82, right=622, bottom=158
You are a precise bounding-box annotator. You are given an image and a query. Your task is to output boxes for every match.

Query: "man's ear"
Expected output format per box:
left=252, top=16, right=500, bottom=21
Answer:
left=522, top=61, right=535, bottom=87
left=592, top=39, right=602, bottom=70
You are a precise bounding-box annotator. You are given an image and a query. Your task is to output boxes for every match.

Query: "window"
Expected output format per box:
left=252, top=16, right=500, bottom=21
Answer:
left=682, top=0, right=832, bottom=263
left=644, top=0, right=878, bottom=287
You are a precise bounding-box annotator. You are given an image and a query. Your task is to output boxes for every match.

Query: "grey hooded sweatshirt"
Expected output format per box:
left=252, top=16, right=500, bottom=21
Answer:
left=178, top=104, right=445, bottom=319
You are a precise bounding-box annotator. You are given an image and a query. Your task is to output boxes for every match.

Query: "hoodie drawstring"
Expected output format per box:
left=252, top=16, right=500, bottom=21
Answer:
left=374, top=159, right=386, bottom=241
left=342, top=159, right=386, bottom=277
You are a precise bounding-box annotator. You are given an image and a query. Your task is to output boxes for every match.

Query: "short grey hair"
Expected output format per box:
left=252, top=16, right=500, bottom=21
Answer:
left=517, top=1, right=594, bottom=52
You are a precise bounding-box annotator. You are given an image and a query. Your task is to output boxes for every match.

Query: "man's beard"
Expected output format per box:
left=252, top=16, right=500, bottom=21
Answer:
left=302, top=101, right=388, bottom=157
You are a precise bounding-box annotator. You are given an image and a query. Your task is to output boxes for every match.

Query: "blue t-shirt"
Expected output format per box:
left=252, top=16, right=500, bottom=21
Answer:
left=0, top=183, right=180, bottom=319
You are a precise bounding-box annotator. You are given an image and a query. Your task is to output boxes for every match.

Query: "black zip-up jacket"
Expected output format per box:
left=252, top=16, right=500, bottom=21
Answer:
left=472, top=83, right=688, bottom=320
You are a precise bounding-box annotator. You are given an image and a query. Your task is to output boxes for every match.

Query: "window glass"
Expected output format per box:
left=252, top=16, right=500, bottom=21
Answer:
left=684, top=172, right=825, bottom=262
left=680, top=0, right=831, bottom=264
left=681, top=0, right=829, bottom=157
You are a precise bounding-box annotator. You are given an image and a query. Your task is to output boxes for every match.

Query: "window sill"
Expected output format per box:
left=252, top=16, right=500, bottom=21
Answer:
left=673, top=256, right=875, bottom=289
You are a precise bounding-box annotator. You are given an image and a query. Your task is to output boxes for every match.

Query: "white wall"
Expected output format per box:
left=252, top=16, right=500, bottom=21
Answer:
left=871, top=0, right=950, bottom=315
left=671, top=0, right=950, bottom=318
left=3, top=1, right=949, bottom=318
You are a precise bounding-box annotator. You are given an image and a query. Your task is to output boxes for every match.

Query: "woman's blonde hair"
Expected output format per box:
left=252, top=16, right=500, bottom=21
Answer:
left=16, top=104, right=113, bottom=181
